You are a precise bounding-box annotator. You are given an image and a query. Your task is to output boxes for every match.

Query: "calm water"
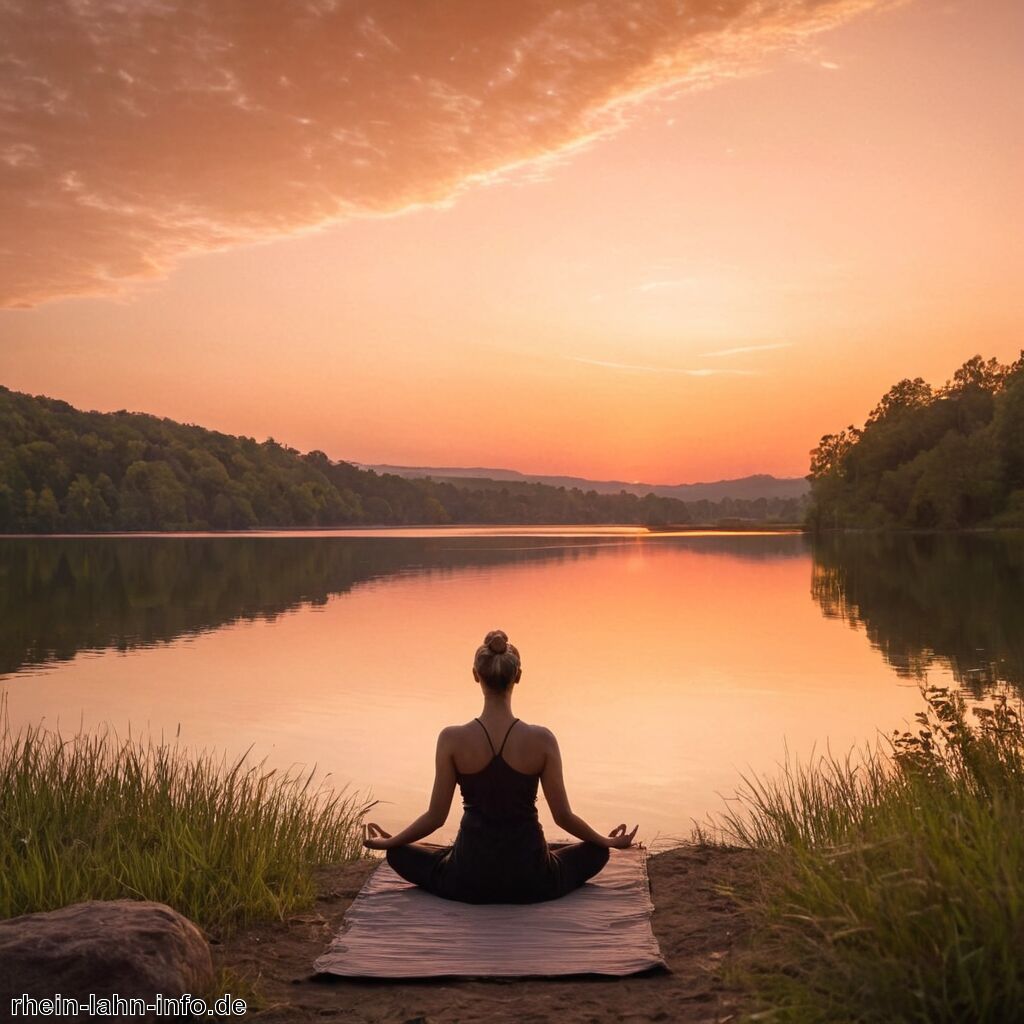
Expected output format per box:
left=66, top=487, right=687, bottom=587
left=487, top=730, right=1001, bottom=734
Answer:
left=2, top=529, right=1022, bottom=843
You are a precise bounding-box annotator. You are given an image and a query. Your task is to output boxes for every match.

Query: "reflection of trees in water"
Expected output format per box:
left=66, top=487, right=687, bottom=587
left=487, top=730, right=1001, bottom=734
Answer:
left=663, top=533, right=808, bottom=562
left=812, top=533, right=1024, bottom=695
left=0, top=533, right=810, bottom=677
left=0, top=537, right=599, bottom=675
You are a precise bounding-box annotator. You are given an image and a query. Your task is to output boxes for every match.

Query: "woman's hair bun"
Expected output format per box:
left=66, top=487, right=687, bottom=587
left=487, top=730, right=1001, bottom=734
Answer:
left=485, top=630, right=509, bottom=654
left=474, top=630, right=521, bottom=691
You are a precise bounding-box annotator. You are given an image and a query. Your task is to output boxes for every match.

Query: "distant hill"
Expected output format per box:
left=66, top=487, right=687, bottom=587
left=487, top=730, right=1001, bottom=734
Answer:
left=358, top=465, right=809, bottom=502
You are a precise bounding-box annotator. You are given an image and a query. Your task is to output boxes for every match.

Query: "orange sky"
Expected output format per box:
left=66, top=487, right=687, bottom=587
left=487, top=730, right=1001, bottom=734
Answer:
left=0, top=0, right=1021, bottom=482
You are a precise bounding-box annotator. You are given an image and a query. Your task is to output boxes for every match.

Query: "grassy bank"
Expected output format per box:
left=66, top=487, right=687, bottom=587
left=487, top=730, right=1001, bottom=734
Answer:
left=0, top=701, right=370, bottom=933
left=723, top=686, right=1024, bottom=1023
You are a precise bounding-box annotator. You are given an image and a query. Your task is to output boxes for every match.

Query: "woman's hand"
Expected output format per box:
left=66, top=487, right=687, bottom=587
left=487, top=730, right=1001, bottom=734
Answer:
left=363, top=822, right=394, bottom=851
left=605, top=823, right=639, bottom=849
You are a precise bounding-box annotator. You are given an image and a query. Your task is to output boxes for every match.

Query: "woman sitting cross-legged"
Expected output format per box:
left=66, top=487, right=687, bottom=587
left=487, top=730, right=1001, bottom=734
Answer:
left=362, top=629, right=639, bottom=904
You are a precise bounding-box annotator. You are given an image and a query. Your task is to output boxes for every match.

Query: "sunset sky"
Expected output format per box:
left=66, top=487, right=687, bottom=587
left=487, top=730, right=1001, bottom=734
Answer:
left=1, top=0, right=1021, bottom=483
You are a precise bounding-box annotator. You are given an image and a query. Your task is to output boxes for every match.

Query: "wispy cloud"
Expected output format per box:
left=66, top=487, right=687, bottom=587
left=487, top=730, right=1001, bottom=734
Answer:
left=700, top=342, right=794, bottom=358
left=570, top=357, right=759, bottom=376
left=0, top=0, right=894, bottom=307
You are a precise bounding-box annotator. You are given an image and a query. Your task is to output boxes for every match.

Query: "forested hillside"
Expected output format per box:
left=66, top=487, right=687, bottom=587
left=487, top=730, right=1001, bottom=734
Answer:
left=0, top=387, right=804, bottom=532
left=807, top=353, right=1024, bottom=529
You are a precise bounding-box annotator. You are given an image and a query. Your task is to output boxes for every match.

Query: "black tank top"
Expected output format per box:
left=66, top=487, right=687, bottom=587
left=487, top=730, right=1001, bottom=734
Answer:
left=386, top=717, right=603, bottom=903
left=456, top=719, right=540, bottom=829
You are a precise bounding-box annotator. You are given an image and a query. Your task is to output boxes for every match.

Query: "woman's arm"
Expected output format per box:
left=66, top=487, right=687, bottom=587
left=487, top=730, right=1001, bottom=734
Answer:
left=539, top=728, right=638, bottom=848
left=364, top=728, right=458, bottom=850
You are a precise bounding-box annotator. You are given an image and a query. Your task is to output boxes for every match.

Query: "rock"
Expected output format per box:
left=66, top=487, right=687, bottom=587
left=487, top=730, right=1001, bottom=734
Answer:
left=0, top=899, right=214, bottom=1013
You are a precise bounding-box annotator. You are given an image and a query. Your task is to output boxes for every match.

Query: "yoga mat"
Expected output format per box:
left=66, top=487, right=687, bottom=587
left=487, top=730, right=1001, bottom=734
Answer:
left=314, top=846, right=665, bottom=978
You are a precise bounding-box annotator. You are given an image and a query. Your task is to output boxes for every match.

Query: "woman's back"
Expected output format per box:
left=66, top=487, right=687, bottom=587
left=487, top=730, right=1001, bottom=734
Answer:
left=455, top=717, right=540, bottom=828
left=450, top=716, right=547, bottom=777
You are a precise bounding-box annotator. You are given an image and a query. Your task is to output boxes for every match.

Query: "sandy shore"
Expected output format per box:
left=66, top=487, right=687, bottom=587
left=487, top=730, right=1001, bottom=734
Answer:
left=215, top=845, right=756, bottom=1023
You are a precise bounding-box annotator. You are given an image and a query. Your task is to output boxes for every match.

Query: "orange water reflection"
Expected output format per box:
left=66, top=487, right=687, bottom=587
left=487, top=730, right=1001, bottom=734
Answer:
left=2, top=533, right=929, bottom=843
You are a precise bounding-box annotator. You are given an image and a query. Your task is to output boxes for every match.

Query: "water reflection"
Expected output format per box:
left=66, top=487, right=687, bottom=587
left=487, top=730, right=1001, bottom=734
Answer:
left=0, top=533, right=805, bottom=677
left=0, top=536, right=585, bottom=675
left=812, top=532, right=1024, bottom=695
left=7, top=529, right=1015, bottom=839
left=0, top=530, right=880, bottom=841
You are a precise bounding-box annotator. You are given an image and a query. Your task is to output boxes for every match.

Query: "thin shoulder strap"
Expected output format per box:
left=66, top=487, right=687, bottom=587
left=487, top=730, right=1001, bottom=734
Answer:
left=497, top=718, right=520, bottom=757
left=474, top=718, right=496, bottom=756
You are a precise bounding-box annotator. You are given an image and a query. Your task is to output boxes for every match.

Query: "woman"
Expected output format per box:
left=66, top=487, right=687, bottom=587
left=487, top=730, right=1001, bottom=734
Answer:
left=363, top=629, right=639, bottom=904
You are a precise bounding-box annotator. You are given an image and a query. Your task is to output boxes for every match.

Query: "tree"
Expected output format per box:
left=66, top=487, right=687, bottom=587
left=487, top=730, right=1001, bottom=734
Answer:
left=995, top=371, right=1024, bottom=490
left=422, top=497, right=451, bottom=524
left=116, top=461, right=187, bottom=530
left=65, top=474, right=112, bottom=531
left=809, top=353, right=1017, bottom=530
left=809, top=427, right=862, bottom=480
left=866, top=378, right=933, bottom=426
left=363, top=496, right=393, bottom=522
left=0, top=483, right=13, bottom=531
left=35, top=486, right=60, bottom=531
left=945, top=355, right=1008, bottom=395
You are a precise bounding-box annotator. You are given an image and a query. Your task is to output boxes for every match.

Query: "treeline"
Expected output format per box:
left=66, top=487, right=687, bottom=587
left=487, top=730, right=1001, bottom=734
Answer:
left=0, top=387, right=805, bottom=532
left=807, top=353, right=1024, bottom=530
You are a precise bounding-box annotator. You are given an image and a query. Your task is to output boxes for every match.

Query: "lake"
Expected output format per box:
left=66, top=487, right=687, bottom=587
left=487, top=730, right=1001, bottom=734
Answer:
left=2, top=529, right=1021, bottom=844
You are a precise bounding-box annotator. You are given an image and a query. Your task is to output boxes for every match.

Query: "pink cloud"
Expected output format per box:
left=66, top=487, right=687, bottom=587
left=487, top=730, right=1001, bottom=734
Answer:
left=0, top=0, right=891, bottom=307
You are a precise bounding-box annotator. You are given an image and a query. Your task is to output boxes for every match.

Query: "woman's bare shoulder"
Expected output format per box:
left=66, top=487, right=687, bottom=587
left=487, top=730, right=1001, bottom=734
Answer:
left=436, top=722, right=477, bottom=746
left=519, top=722, right=558, bottom=747
left=439, top=721, right=479, bottom=737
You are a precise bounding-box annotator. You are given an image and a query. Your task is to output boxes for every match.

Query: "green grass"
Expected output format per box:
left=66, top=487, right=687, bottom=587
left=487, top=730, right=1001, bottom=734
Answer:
left=722, top=686, right=1024, bottom=1023
left=0, top=698, right=372, bottom=934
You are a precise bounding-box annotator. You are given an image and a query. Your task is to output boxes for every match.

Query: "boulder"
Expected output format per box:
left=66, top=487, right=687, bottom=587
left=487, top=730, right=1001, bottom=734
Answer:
left=0, top=900, right=213, bottom=1012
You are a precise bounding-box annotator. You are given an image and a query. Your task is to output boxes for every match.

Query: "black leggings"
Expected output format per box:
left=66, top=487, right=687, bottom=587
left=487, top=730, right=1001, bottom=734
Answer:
left=387, top=841, right=609, bottom=904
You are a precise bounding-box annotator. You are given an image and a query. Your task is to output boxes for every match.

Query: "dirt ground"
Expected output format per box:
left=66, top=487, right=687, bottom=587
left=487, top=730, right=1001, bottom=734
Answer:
left=215, top=845, right=757, bottom=1024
